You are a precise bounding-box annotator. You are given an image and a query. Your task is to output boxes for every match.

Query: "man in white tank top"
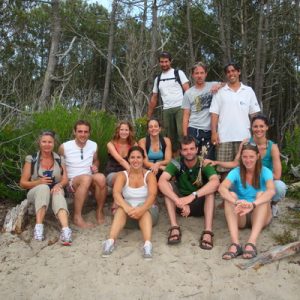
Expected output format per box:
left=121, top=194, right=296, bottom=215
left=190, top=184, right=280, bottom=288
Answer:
left=59, top=120, right=107, bottom=228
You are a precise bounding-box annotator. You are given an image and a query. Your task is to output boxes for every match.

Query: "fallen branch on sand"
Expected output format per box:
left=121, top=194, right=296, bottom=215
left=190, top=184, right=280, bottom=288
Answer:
left=236, top=241, right=300, bottom=270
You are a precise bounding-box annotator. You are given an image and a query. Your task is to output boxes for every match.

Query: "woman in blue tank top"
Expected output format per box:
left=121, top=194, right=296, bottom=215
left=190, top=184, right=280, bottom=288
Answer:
left=138, top=118, right=172, bottom=179
left=205, top=114, right=286, bottom=216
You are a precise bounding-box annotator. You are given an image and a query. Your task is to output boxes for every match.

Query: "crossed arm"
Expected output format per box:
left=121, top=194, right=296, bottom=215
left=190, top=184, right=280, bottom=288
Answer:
left=113, top=171, right=157, bottom=219
left=158, top=172, right=219, bottom=208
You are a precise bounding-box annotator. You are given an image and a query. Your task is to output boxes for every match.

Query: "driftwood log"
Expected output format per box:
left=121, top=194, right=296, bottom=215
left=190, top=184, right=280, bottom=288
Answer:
left=289, top=181, right=300, bottom=191
left=3, top=199, right=29, bottom=233
left=236, top=241, right=300, bottom=270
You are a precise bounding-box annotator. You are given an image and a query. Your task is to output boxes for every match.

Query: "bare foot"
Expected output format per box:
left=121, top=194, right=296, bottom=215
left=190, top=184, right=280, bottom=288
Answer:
left=96, top=208, right=105, bottom=224
left=73, top=216, right=95, bottom=228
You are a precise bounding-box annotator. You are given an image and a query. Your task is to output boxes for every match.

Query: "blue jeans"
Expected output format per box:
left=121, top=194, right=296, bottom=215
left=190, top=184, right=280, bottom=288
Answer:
left=272, top=180, right=287, bottom=202
left=187, top=127, right=215, bottom=159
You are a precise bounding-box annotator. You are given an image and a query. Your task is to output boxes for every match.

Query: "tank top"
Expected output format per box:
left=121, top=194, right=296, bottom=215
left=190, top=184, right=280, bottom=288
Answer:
left=63, top=140, right=97, bottom=179
left=105, top=142, right=130, bottom=174
left=147, top=143, right=164, bottom=163
left=249, top=137, right=273, bottom=171
left=122, top=170, right=150, bottom=207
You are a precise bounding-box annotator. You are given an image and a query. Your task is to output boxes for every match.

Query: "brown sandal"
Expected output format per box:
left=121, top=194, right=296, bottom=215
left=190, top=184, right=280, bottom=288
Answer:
left=167, top=226, right=181, bottom=245
left=222, top=243, right=243, bottom=260
left=199, top=230, right=214, bottom=250
left=243, top=243, right=257, bottom=259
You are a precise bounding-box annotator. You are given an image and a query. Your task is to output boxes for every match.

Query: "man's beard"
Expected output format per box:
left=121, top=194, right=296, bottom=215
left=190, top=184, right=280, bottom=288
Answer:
left=184, top=155, right=197, bottom=162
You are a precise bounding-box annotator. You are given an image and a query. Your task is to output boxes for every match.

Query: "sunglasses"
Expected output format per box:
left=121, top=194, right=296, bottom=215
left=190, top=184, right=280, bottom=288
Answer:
left=242, top=141, right=258, bottom=151
left=41, top=130, right=55, bottom=137
left=80, top=148, right=83, bottom=160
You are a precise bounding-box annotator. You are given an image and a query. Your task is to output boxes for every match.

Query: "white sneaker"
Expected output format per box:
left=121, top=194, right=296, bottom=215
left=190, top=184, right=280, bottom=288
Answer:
left=272, top=204, right=279, bottom=218
left=102, top=239, right=115, bottom=257
left=143, top=241, right=152, bottom=260
left=60, top=227, right=72, bottom=246
left=34, top=224, right=44, bottom=241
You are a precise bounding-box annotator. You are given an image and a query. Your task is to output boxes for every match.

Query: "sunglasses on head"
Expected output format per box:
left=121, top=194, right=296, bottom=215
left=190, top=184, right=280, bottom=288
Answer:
left=41, top=130, right=55, bottom=137
left=242, top=141, right=259, bottom=151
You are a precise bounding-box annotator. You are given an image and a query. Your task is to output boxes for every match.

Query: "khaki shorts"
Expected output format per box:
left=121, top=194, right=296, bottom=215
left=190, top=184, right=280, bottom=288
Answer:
left=216, top=142, right=241, bottom=173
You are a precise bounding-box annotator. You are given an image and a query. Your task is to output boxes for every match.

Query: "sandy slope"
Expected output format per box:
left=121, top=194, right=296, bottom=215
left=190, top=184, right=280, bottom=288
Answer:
left=0, top=198, right=299, bottom=300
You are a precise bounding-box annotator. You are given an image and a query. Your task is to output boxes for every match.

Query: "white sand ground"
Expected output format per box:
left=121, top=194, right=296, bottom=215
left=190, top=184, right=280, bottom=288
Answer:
left=0, top=198, right=299, bottom=300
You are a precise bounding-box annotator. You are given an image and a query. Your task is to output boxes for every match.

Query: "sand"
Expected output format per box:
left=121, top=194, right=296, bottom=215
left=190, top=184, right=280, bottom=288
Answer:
left=0, top=197, right=299, bottom=300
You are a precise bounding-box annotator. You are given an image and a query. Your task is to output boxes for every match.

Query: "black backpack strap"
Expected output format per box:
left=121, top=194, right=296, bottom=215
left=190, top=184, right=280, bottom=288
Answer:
left=156, top=73, right=162, bottom=95
left=145, top=135, right=151, bottom=154
left=174, top=69, right=184, bottom=94
left=31, top=152, right=39, bottom=176
left=159, top=135, right=166, bottom=158
left=53, top=152, right=63, bottom=175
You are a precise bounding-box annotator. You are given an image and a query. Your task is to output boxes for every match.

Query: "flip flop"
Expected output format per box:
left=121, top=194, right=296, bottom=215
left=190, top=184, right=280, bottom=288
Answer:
left=167, top=226, right=181, bottom=245
left=199, top=230, right=214, bottom=250
left=222, top=243, right=243, bottom=260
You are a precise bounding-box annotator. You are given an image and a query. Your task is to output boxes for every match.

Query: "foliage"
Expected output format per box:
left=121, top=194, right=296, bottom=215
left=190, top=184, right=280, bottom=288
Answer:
left=281, top=125, right=300, bottom=183
left=0, top=105, right=116, bottom=202
left=273, top=229, right=298, bottom=245
left=286, top=187, right=300, bottom=202
left=134, top=116, right=148, bottom=141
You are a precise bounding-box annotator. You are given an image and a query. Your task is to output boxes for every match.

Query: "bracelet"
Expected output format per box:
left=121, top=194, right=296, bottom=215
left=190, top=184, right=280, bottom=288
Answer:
left=234, top=200, right=238, bottom=206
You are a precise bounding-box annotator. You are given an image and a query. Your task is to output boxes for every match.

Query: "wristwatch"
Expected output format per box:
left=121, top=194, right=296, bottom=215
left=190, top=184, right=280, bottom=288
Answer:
left=192, top=191, right=198, bottom=199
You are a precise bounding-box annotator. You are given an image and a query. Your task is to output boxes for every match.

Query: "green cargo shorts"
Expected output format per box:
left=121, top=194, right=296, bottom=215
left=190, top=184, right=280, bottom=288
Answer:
left=163, top=106, right=183, bottom=152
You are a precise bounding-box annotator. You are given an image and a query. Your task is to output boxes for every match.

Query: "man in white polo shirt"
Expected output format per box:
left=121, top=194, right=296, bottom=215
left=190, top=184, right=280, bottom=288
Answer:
left=59, top=120, right=107, bottom=228
left=209, top=63, right=260, bottom=179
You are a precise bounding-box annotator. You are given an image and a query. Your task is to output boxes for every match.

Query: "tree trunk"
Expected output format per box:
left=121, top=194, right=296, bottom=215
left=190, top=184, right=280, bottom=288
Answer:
left=240, top=0, right=248, bottom=83
left=39, top=0, right=61, bottom=111
left=215, top=0, right=231, bottom=64
left=254, top=1, right=266, bottom=108
left=101, top=0, right=118, bottom=111
left=186, top=0, right=195, bottom=68
left=148, top=0, right=158, bottom=92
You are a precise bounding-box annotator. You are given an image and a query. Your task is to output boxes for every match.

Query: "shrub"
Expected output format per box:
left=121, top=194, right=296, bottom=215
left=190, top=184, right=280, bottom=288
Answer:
left=0, top=105, right=116, bottom=202
left=281, top=125, right=300, bottom=183
left=134, top=116, right=148, bottom=141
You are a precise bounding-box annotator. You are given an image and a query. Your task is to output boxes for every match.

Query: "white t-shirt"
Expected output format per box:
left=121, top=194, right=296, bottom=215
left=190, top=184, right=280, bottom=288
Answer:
left=182, top=82, right=217, bottom=131
left=209, top=83, right=260, bottom=143
left=152, top=68, right=189, bottom=109
left=63, top=140, right=97, bottom=179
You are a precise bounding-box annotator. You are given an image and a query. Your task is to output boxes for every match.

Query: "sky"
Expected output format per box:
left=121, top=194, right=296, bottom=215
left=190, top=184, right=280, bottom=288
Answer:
left=86, top=0, right=111, bottom=11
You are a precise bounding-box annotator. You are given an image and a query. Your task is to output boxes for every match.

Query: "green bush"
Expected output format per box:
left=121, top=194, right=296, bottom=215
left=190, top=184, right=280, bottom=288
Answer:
left=0, top=105, right=116, bottom=202
left=134, top=116, right=148, bottom=141
left=281, top=125, right=300, bottom=183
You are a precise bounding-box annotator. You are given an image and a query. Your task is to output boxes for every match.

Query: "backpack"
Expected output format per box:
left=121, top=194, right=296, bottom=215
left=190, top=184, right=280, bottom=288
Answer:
left=156, top=68, right=184, bottom=95
left=172, top=157, right=206, bottom=188
left=31, top=152, right=63, bottom=176
left=145, top=134, right=166, bottom=162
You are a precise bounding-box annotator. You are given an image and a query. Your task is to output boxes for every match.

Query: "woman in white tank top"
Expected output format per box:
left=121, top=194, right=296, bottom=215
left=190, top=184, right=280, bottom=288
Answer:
left=102, top=146, right=158, bottom=259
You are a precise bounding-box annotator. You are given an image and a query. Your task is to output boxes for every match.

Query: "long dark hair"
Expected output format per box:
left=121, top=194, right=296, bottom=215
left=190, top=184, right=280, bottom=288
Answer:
left=240, top=142, right=262, bottom=189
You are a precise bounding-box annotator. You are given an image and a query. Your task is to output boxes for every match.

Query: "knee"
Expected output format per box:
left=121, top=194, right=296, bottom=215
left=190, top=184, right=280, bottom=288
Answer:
left=38, top=184, right=51, bottom=193
left=93, top=173, right=106, bottom=188
left=78, top=175, right=93, bottom=188
left=205, top=193, right=215, bottom=202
